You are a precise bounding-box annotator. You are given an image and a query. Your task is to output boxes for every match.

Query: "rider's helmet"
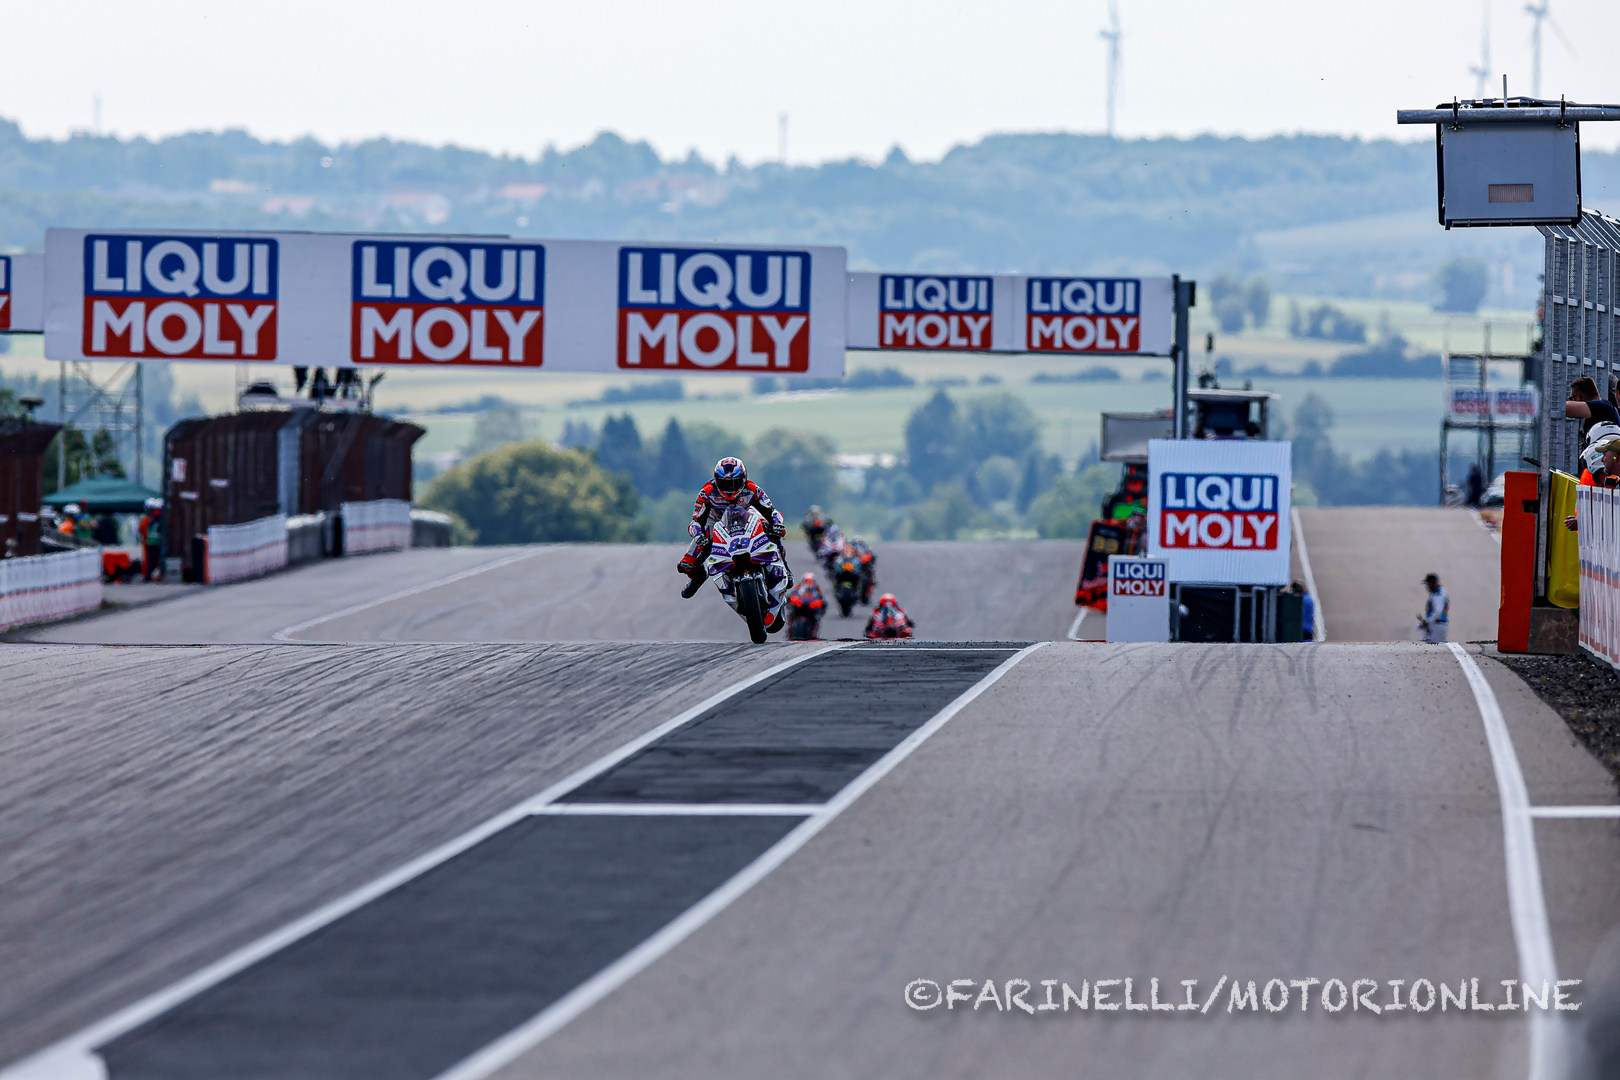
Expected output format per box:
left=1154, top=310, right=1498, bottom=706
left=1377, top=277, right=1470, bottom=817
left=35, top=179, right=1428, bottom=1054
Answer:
left=802, top=572, right=816, bottom=586
left=806, top=505, right=824, bottom=521
left=712, top=457, right=748, bottom=501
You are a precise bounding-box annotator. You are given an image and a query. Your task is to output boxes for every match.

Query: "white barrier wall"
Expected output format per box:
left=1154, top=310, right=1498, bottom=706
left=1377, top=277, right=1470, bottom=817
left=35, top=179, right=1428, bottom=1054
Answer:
left=341, top=500, right=412, bottom=555
left=206, top=515, right=289, bottom=584
left=0, top=548, right=101, bottom=630
left=1577, top=486, right=1620, bottom=665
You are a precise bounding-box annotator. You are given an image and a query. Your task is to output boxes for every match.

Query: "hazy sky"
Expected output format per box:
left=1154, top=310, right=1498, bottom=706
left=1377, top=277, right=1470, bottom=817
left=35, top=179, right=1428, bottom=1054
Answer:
left=2, top=0, right=1616, bottom=162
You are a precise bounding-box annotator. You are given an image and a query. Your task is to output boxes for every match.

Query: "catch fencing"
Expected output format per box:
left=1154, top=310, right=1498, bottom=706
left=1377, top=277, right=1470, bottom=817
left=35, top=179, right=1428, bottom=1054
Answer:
left=206, top=515, right=289, bottom=584
left=341, top=500, right=412, bottom=555
left=0, top=548, right=102, bottom=630
left=1576, top=486, right=1620, bottom=666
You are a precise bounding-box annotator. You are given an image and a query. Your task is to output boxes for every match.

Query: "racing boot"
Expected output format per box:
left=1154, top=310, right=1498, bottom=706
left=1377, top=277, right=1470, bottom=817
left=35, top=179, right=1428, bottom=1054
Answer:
left=678, top=553, right=708, bottom=599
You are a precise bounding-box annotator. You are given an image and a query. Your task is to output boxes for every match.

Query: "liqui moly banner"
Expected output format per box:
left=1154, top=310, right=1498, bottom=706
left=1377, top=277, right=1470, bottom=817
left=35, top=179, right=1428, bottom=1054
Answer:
left=1147, top=439, right=1292, bottom=585
left=43, top=230, right=847, bottom=376
left=616, top=246, right=838, bottom=372
left=0, top=254, right=45, bottom=333
left=846, top=272, right=1172, bottom=355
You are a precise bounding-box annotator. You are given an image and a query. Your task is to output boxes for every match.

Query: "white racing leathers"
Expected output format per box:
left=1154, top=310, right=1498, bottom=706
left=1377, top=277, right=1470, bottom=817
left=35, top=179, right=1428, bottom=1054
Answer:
left=704, top=505, right=790, bottom=625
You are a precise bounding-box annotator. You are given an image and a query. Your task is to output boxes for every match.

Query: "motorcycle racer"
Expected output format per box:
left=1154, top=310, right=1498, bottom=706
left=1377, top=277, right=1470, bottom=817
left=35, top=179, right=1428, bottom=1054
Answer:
left=865, top=593, right=915, bottom=640
left=679, top=457, right=788, bottom=598
left=849, top=536, right=877, bottom=604
left=803, top=506, right=831, bottom=557
left=786, top=573, right=827, bottom=640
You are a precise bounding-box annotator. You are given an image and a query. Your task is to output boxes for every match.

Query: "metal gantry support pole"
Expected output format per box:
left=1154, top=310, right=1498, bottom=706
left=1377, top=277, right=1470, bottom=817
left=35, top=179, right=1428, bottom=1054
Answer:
left=1171, top=275, right=1194, bottom=439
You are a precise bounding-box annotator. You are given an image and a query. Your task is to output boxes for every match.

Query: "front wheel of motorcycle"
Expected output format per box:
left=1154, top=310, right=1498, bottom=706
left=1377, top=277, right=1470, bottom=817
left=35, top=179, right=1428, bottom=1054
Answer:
left=736, top=578, right=768, bottom=644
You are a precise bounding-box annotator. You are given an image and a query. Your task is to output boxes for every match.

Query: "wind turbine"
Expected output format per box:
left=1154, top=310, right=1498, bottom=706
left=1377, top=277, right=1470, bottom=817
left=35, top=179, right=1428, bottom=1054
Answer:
left=1099, top=0, right=1121, bottom=137
left=1469, top=4, right=1491, bottom=100
left=1525, top=0, right=1575, bottom=99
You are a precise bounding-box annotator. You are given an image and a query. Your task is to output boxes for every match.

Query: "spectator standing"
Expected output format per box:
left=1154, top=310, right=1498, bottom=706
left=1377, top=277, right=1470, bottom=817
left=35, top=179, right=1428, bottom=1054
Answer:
left=1418, top=573, right=1450, bottom=644
left=1565, top=436, right=1620, bottom=531
left=1464, top=463, right=1485, bottom=508
left=1567, top=376, right=1620, bottom=439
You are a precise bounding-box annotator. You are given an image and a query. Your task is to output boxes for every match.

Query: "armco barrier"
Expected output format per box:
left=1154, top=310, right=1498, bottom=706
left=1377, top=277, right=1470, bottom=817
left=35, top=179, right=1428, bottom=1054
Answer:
left=0, top=548, right=102, bottom=630
left=341, top=500, right=412, bottom=555
left=1577, top=486, right=1620, bottom=666
left=206, top=515, right=289, bottom=584
left=286, top=512, right=330, bottom=566
left=411, top=510, right=453, bottom=548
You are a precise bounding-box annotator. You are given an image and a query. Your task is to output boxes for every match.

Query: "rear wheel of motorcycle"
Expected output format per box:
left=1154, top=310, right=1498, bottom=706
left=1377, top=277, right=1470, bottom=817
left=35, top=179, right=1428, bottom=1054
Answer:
left=839, top=594, right=854, bottom=618
left=737, top=579, right=768, bottom=644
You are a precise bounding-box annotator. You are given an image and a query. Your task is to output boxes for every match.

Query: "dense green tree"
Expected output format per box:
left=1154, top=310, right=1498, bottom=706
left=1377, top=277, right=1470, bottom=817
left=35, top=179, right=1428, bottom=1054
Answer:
left=650, top=418, right=698, bottom=498
left=595, top=413, right=647, bottom=489
left=903, top=390, right=964, bottom=492
left=460, top=402, right=528, bottom=457
left=905, top=484, right=978, bottom=540
left=961, top=392, right=1041, bottom=463
left=678, top=421, right=747, bottom=480
left=748, top=428, right=836, bottom=518
left=1016, top=451, right=1063, bottom=513
left=1029, top=466, right=1123, bottom=538
left=423, top=441, right=646, bottom=545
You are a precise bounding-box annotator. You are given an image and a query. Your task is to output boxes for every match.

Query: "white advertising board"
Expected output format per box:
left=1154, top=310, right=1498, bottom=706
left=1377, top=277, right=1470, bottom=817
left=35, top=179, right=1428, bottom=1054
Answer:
left=0, top=254, right=44, bottom=333
left=847, top=272, right=1173, bottom=356
left=43, top=230, right=847, bottom=376
left=1146, top=439, right=1293, bottom=585
left=1105, top=555, right=1170, bottom=642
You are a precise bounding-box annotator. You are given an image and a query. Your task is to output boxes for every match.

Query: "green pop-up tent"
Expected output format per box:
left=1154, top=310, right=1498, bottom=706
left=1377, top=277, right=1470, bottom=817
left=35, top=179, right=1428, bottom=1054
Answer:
left=42, top=477, right=163, bottom=514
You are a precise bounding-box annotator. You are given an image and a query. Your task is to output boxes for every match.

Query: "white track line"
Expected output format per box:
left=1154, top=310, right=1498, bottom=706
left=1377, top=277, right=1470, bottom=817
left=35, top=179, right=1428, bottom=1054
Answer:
left=271, top=548, right=541, bottom=642
left=1448, top=643, right=1565, bottom=1080
left=1291, top=506, right=1326, bottom=642
left=534, top=803, right=815, bottom=816
left=1067, top=608, right=1091, bottom=641
left=0, top=642, right=850, bottom=1080
left=1528, top=805, right=1620, bottom=818
left=431, top=641, right=1050, bottom=1080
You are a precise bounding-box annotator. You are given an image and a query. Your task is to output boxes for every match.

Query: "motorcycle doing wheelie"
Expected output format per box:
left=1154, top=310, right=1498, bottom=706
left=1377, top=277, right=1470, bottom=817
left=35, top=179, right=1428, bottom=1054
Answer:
left=703, top=505, right=790, bottom=644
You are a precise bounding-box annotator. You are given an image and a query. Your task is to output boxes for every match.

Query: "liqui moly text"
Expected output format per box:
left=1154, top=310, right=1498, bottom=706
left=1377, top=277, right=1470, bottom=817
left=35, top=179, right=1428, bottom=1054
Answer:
left=1159, top=472, right=1281, bottom=550
left=1110, top=560, right=1167, bottom=597
left=1027, top=278, right=1141, bottom=353
left=82, top=235, right=278, bottom=359
left=351, top=241, right=544, bottom=366
left=879, top=274, right=992, bottom=350
left=618, top=247, right=810, bottom=371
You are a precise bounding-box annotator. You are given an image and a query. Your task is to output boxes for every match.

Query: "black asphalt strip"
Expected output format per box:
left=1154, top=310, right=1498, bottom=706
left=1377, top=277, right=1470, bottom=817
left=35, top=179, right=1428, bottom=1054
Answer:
left=560, top=645, right=1021, bottom=804
left=95, top=643, right=1023, bottom=1078
left=97, top=814, right=802, bottom=1080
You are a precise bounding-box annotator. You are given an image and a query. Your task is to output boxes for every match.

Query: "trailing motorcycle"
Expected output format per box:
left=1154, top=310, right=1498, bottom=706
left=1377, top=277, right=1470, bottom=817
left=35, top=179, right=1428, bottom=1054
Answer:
left=703, top=504, right=790, bottom=644
left=831, top=546, right=864, bottom=618
left=786, top=590, right=825, bottom=640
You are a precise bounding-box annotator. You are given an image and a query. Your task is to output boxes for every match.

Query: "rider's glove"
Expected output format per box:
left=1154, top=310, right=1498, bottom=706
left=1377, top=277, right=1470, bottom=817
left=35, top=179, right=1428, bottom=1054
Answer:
left=688, top=520, right=705, bottom=540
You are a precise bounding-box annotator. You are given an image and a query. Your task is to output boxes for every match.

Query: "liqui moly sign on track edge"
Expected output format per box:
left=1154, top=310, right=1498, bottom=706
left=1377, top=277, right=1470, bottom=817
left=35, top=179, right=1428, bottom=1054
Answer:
left=1147, top=439, right=1292, bottom=585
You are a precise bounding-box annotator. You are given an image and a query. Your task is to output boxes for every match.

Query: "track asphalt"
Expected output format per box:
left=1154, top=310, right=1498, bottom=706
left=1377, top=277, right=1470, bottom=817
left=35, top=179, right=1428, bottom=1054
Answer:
left=2, top=524, right=1616, bottom=1079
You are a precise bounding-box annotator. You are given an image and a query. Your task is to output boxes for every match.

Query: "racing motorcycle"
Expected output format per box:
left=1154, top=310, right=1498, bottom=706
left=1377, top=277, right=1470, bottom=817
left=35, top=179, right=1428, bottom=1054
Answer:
left=816, top=524, right=845, bottom=572
left=703, top=504, right=790, bottom=644
left=831, top=547, right=864, bottom=618
left=786, top=590, right=824, bottom=640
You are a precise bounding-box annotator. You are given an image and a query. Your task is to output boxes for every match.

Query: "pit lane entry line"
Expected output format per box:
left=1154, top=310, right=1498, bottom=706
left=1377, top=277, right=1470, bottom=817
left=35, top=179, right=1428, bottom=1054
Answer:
left=0, top=642, right=852, bottom=1080
left=428, top=641, right=1050, bottom=1080
left=1448, top=642, right=1564, bottom=1080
